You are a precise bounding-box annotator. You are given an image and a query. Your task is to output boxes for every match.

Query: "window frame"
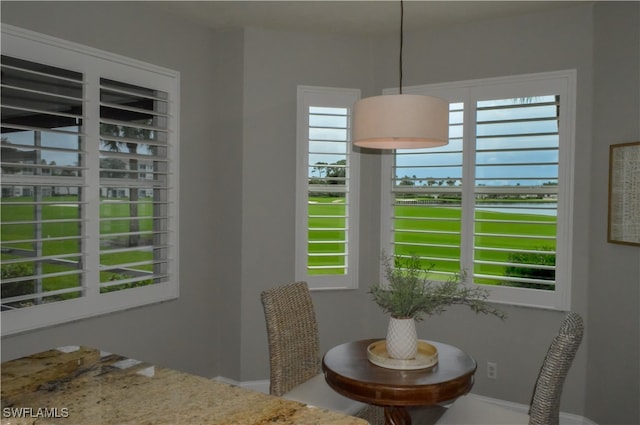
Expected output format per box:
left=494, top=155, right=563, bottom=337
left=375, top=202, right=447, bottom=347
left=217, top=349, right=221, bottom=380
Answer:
left=295, top=86, right=361, bottom=290
left=1, top=25, right=180, bottom=335
left=380, top=71, right=576, bottom=310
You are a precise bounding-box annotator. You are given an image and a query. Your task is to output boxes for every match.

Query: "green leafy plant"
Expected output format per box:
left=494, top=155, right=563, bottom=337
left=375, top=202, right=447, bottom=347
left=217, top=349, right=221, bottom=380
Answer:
left=370, top=254, right=506, bottom=321
left=502, top=247, right=555, bottom=290
left=100, top=273, right=154, bottom=293
left=1, top=263, right=35, bottom=302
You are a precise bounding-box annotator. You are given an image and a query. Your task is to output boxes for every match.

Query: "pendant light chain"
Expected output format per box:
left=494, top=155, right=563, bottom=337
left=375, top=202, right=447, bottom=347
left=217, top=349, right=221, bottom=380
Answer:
left=399, top=0, right=404, bottom=95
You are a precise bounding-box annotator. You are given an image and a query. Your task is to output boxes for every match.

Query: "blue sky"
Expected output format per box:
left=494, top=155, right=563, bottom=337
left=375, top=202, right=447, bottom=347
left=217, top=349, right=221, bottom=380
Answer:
left=306, top=97, right=560, bottom=188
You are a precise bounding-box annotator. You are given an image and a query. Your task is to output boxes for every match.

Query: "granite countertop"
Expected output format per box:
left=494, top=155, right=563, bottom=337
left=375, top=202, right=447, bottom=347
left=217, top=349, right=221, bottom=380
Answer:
left=1, top=346, right=367, bottom=425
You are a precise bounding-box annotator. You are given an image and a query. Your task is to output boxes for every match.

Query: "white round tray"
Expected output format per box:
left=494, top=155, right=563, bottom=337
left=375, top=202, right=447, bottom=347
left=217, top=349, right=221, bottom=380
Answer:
left=367, top=339, right=438, bottom=370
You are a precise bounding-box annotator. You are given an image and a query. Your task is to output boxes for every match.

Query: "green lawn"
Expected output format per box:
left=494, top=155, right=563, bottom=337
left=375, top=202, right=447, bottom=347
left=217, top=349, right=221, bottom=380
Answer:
left=3, top=194, right=556, bottom=299
left=308, top=196, right=347, bottom=274
left=1, top=196, right=156, bottom=299
left=307, top=196, right=556, bottom=285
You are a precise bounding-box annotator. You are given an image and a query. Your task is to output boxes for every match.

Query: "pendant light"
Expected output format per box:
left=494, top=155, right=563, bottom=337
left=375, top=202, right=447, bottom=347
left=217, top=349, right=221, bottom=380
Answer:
left=352, top=1, right=449, bottom=149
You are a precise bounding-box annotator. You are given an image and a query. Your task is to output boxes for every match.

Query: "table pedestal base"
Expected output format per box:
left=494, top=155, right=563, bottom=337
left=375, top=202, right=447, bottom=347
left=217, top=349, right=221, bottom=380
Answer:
left=384, top=406, right=412, bottom=425
left=322, top=340, right=476, bottom=425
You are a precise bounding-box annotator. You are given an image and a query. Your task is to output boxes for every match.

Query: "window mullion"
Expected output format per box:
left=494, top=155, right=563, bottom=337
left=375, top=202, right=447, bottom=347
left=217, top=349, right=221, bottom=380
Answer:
left=460, top=92, right=476, bottom=280
left=83, top=73, right=102, bottom=298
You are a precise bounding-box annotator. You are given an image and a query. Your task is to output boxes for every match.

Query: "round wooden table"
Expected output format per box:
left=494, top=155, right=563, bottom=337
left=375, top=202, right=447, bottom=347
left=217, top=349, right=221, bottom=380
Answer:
left=322, top=339, right=476, bottom=425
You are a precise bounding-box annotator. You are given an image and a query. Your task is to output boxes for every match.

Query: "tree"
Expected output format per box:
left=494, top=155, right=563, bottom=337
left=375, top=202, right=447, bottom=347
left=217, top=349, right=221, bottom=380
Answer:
left=100, top=157, right=128, bottom=179
left=100, top=122, right=153, bottom=247
left=312, top=162, right=328, bottom=178
left=1, top=137, right=35, bottom=175
left=326, top=159, right=346, bottom=185
left=399, top=175, right=415, bottom=186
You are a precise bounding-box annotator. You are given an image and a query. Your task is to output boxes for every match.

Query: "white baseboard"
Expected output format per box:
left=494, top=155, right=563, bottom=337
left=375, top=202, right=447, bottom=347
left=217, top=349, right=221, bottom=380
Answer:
left=463, top=393, right=598, bottom=425
left=214, top=376, right=270, bottom=394
left=212, top=377, right=597, bottom=425
left=239, top=379, right=270, bottom=394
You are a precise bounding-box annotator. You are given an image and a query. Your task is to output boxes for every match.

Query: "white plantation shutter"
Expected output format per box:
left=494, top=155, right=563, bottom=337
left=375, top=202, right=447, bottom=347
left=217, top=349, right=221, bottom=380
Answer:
left=296, top=86, right=360, bottom=290
left=1, top=25, right=179, bottom=335
left=382, top=71, right=575, bottom=309
left=390, top=102, right=464, bottom=280
left=98, top=78, right=171, bottom=292
left=473, top=96, right=560, bottom=290
left=1, top=55, right=87, bottom=309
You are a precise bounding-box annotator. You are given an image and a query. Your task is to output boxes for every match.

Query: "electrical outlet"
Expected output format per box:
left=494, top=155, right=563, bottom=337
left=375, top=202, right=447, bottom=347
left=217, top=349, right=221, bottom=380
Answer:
left=487, top=362, right=497, bottom=379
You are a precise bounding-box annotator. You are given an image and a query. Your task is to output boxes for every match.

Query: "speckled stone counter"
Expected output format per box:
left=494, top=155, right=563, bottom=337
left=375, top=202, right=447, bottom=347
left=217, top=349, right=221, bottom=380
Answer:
left=1, top=346, right=367, bottom=425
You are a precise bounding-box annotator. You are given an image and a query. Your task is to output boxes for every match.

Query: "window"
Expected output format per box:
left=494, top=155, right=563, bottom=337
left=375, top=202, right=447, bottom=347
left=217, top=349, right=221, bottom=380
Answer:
left=1, top=26, right=179, bottom=335
left=296, top=86, right=360, bottom=290
left=381, top=71, right=576, bottom=309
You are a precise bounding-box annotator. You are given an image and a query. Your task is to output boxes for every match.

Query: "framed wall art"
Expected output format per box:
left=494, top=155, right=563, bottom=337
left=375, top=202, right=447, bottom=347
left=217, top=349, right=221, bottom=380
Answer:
left=608, top=141, right=640, bottom=246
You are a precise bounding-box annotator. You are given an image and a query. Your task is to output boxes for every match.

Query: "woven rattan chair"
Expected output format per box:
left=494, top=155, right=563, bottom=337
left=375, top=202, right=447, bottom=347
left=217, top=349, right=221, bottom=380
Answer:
left=436, top=312, right=584, bottom=425
left=261, top=281, right=384, bottom=425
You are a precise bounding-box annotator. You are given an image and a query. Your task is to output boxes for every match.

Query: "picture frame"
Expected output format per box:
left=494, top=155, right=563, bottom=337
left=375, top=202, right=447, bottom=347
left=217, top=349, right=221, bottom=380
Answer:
left=608, top=141, right=640, bottom=246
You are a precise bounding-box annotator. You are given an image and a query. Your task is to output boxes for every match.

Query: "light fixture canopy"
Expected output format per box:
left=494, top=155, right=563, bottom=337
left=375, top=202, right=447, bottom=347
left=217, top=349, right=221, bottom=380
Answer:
left=352, top=94, right=449, bottom=149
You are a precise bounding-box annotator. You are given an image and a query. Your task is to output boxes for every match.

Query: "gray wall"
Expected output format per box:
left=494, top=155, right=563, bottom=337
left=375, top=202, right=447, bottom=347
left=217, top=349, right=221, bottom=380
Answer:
left=587, top=2, right=640, bottom=424
left=0, top=1, right=223, bottom=378
left=238, top=27, right=383, bottom=380
left=375, top=4, right=596, bottom=415
left=210, top=27, right=245, bottom=383
left=2, top=2, right=639, bottom=424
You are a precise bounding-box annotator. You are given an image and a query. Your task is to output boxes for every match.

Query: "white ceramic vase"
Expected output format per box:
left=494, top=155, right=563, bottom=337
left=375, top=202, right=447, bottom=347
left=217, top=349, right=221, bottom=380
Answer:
left=386, top=317, right=418, bottom=360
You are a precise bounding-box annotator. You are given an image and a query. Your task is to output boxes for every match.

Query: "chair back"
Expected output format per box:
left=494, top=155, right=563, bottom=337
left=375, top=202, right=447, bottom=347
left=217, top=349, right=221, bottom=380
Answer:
left=529, top=312, right=584, bottom=425
left=261, top=281, right=321, bottom=396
